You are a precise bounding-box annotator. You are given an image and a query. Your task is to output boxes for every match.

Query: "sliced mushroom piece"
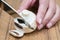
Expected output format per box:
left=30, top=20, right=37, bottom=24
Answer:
left=9, top=30, right=24, bottom=37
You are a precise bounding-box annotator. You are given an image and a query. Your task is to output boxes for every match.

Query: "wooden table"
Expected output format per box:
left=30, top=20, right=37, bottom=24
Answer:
left=0, top=0, right=60, bottom=40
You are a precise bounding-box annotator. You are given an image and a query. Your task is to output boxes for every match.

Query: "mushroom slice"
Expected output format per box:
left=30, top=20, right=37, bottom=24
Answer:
left=9, top=30, right=24, bottom=37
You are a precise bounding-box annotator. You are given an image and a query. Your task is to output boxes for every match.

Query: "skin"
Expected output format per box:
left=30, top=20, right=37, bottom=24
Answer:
left=18, top=0, right=60, bottom=30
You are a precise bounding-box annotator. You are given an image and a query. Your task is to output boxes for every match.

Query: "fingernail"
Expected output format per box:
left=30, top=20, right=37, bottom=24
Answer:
left=47, top=23, right=52, bottom=28
left=38, top=19, right=42, bottom=24
left=38, top=24, right=44, bottom=30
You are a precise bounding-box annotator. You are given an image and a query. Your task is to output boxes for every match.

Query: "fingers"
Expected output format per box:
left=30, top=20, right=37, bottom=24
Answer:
left=47, top=5, right=60, bottom=28
left=31, top=0, right=36, bottom=6
left=37, top=0, right=49, bottom=24
left=41, top=0, right=56, bottom=28
left=18, top=0, right=33, bottom=13
left=37, top=0, right=49, bottom=29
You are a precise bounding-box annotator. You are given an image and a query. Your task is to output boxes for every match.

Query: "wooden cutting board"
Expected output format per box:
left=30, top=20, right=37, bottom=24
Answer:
left=0, top=0, right=60, bottom=40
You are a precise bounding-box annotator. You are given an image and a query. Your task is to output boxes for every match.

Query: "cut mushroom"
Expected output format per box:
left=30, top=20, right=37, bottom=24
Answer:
left=9, top=30, right=24, bottom=37
left=9, top=10, right=37, bottom=37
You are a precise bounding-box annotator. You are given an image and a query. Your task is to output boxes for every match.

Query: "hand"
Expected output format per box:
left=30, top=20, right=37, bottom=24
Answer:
left=18, top=0, right=60, bottom=30
left=37, top=0, right=60, bottom=30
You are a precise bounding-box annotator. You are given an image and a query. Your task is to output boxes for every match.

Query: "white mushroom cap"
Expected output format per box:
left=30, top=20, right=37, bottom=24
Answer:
left=16, top=10, right=37, bottom=33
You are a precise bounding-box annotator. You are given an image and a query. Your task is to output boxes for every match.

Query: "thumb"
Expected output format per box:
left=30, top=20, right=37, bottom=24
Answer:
left=17, top=0, right=33, bottom=13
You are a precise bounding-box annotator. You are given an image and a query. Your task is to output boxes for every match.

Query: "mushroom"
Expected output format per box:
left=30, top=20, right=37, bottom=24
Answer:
left=9, top=10, right=37, bottom=37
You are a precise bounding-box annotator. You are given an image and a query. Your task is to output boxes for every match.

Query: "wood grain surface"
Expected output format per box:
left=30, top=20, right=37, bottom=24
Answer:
left=0, top=0, right=60, bottom=40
